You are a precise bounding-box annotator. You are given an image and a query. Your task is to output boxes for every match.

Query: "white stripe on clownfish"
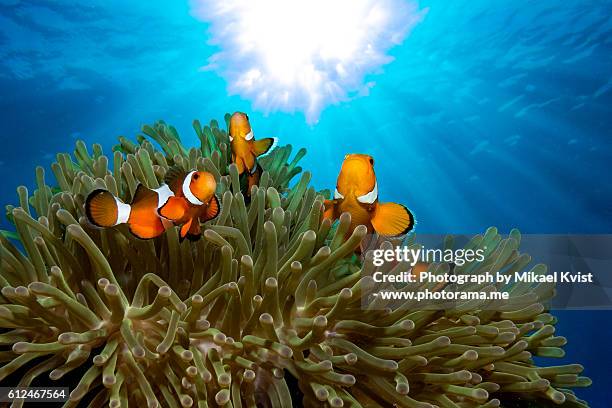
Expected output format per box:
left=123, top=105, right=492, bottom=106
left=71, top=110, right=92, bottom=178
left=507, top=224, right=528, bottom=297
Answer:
left=153, top=184, right=174, bottom=208
left=357, top=182, right=378, bottom=204
left=182, top=171, right=204, bottom=206
left=115, top=197, right=131, bottom=224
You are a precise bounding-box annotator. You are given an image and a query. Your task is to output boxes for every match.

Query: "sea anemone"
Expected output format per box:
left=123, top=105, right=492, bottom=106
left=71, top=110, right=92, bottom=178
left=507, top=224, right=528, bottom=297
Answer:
left=0, top=115, right=590, bottom=407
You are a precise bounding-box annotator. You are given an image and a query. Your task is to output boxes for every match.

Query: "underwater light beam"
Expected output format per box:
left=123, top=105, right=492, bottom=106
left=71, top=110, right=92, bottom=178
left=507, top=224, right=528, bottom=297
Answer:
left=191, top=0, right=427, bottom=123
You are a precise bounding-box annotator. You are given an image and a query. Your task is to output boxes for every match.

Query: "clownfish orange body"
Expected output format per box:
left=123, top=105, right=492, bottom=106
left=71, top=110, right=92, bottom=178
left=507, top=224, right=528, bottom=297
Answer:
left=228, top=112, right=276, bottom=195
left=85, top=167, right=220, bottom=241
left=85, top=184, right=174, bottom=240
left=324, top=154, right=414, bottom=238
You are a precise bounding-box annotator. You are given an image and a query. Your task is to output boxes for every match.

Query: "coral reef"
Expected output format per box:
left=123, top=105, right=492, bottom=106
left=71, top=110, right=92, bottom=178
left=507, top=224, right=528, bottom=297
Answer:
left=0, top=115, right=590, bottom=407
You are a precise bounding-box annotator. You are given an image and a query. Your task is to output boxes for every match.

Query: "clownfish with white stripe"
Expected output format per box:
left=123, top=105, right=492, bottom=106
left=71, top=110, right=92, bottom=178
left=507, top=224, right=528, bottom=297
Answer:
left=85, top=167, right=220, bottom=241
left=323, top=154, right=414, bottom=239
left=228, top=112, right=276, bottom=197
left=157, top=167, right=220, bottom=241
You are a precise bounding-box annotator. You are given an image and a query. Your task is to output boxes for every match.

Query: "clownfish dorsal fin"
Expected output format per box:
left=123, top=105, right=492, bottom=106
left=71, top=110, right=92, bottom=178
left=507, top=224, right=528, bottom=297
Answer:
left=164, top=166, right=188, bottom=195
left=131, top=184, right=156, bottom=206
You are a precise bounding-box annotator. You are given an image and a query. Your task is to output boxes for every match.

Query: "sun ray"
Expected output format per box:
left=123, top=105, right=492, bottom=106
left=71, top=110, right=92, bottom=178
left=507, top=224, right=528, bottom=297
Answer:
left=191, top=0, right=427, bottom=123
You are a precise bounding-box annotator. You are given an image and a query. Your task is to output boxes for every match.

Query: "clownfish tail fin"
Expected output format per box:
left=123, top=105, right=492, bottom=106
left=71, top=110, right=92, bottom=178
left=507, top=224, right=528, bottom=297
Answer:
left=371, top=202, right=414, bottom=237
left=85, top=189, right=131, bottom=228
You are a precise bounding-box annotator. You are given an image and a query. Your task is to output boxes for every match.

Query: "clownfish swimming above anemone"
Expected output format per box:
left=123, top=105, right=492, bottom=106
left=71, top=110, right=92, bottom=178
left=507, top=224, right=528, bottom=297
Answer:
left=228, top=112, right=277, bottom=197
left=324, top=154, right=414, bottom=239
left=85, top=167, right=220, bottom=241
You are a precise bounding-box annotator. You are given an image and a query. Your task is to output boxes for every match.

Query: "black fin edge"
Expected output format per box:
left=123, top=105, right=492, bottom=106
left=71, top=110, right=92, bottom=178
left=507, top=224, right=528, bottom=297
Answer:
left=131, top=183, right=148, bottom=204
left=255, top=137, right=277, bottom=157
left=164, top=166, right=188, bottom=192
left=127, top=227, right=155, bottom=241
left=185, top=232, right=202, bottom=242
left=399, top=204, right=415, bottom=235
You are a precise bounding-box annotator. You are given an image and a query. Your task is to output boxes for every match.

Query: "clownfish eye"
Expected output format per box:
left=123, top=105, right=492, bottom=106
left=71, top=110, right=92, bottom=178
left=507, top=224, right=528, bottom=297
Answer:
left=193, top=174, right=199, bottom=180
left=369, top=158, right=374, bottom=165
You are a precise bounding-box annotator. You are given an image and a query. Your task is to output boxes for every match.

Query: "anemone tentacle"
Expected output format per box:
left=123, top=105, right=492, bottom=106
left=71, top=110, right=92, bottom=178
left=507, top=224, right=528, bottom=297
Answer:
left=0, top=115, right=590, bottom=407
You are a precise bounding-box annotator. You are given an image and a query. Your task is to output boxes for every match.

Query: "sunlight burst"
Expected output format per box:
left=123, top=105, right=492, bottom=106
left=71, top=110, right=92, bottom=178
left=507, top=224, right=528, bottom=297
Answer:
left=191, top=0, right=426, bottom=123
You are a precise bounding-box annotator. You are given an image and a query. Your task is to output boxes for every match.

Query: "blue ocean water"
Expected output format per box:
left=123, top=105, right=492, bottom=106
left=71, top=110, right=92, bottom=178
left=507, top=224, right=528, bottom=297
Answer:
left=0, top=0, right=611, bottom=405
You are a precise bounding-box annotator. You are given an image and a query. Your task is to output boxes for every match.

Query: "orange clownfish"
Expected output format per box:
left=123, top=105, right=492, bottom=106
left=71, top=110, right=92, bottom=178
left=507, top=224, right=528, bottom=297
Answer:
left=85, top=168, right=220, bottom=241
left=86, top=184, right=174, bottom=240
left=323, top=154, right=414, bottom=238
left=157, top=167, right=220, bottom=241
left=228, top=112, right=276, bottom=195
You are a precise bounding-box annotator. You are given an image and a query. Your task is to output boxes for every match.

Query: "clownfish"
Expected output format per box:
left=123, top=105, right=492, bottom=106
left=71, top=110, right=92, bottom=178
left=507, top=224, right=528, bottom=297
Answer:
left=85, top=168, right=220, bottom=241
left=85, top=184, right=174, bottom=240
left=323, top=154, right=414, bottom=238
left=157, top=167, right=220, bottom=241
left=228, top=112, right=276, bottom=196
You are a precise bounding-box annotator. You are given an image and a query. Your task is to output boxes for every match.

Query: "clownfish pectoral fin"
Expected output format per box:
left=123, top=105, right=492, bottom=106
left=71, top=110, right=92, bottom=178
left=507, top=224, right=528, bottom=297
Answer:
left=371, top=202, right=414, bottom=237
left=127, top=184, right=167, bottom=239
left=179, top=218, right=193, bottom=242
left=158, top=196, right=188, bottom=221
left=164, top=166, right=188, bottom=194
left=323, top=199, right=338, bottom=221
left=86, top=189, right=130, bottom=228
left=251, top=137, right=277, bottom=157
left=200, top=195, right=221, bottom=222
